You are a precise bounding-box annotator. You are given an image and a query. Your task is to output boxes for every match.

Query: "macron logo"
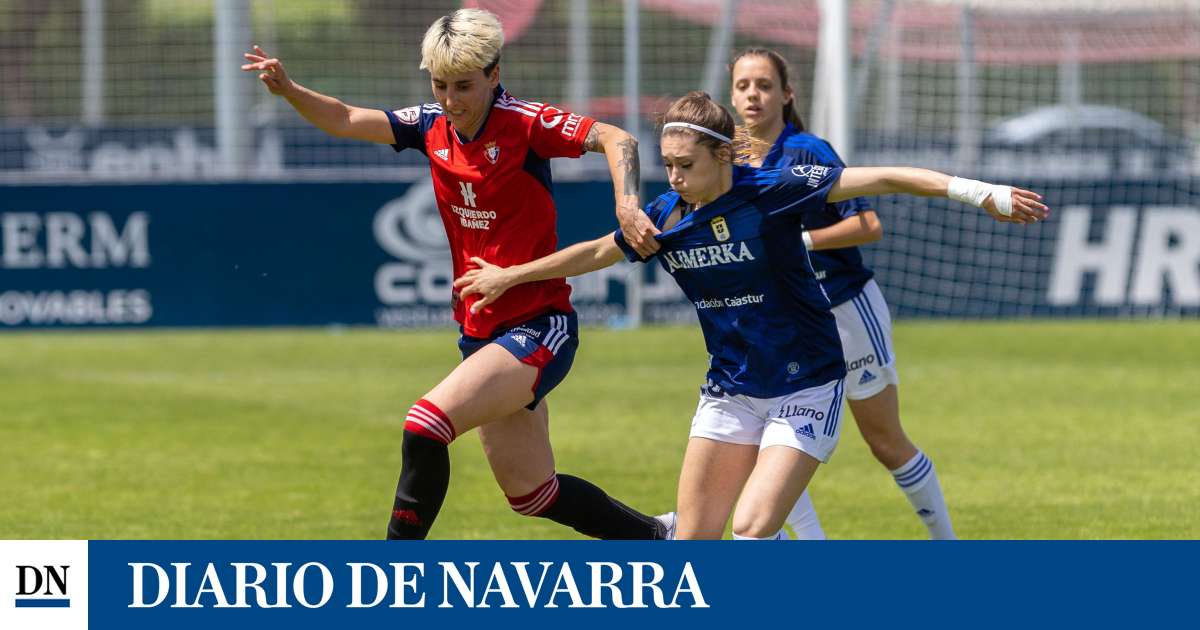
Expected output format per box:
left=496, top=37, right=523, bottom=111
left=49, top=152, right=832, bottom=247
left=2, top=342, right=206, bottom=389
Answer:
left=795, top=424, right=816, bottom=440
left=434, top=148, right=449, bottom=161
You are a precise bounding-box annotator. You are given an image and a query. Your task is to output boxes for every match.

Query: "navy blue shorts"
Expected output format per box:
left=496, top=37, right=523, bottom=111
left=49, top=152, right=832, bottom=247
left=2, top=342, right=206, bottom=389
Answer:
left=459, top=309, right=579, bottom=410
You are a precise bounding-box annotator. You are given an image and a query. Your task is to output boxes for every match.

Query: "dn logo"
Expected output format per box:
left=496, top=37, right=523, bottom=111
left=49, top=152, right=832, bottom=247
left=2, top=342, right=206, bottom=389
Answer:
left=15, top=565, right=71, bottom=608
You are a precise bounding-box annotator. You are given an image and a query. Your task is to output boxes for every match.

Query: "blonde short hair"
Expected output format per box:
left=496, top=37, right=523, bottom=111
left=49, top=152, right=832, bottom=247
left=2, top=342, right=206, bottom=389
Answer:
left=420, top=9, right=505, bottom=77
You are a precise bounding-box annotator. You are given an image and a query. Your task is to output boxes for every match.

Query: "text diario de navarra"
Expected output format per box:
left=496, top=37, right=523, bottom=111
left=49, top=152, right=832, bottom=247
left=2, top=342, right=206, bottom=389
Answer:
left=128, top=561, right=708, bottom=609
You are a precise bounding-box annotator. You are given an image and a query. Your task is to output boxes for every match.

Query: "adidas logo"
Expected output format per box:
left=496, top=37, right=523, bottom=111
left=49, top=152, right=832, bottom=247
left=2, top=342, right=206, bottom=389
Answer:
left=917, top=508, right=935, bottom=518
left=392, top=509, right=423, bottom=526
left=434, top=148, right=449, bottom=161
left=795, top=423, right=816, bottom=440
left=513, top=334, right=527, bottom=347
left=858, top=370, right=877, bottom=386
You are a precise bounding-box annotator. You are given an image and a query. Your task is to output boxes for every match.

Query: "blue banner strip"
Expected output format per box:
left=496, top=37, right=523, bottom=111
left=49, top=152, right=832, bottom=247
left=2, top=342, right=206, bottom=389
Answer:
left=86, top=541, right=1197, bottom=628
left=16, top=598, right=71, bottom=608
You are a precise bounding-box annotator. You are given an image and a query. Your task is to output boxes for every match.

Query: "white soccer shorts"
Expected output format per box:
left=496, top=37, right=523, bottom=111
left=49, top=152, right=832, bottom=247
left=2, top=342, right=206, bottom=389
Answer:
left=689, top=378, right=847, bottom=464
left=831, top=279, right=899, bottom=401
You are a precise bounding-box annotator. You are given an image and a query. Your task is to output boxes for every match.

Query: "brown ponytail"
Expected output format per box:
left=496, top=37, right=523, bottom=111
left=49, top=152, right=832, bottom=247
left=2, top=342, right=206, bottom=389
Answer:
left=729, top=46, right=806, bottom=132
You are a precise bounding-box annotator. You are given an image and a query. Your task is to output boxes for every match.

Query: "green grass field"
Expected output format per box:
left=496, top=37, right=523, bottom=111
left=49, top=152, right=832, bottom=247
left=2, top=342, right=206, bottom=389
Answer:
left=1, top=321, right=1196, bottom=540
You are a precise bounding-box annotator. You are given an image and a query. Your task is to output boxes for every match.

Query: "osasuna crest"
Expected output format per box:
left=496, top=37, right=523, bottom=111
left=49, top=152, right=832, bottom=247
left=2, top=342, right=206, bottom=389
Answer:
left=711, top=216, right=730, bottom=242
left=395, top=106, right=420, bottom=124
left=484, top=141, right=499, bottom=164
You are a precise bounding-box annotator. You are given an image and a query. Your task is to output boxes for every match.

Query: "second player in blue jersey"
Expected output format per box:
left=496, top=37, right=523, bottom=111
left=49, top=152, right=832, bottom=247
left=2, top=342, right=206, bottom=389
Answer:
left=731, top=46, right=970, bottom=538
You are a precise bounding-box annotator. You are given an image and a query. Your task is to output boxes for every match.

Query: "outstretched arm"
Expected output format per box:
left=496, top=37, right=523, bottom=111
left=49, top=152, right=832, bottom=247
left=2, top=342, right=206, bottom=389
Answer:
left=242, top=46, right=395, bottom=144
left=583, top=123, right=660, bottom=257
left=828, top=167, right=1048, bottom=226
left=454, top=235, right=627, bottom=313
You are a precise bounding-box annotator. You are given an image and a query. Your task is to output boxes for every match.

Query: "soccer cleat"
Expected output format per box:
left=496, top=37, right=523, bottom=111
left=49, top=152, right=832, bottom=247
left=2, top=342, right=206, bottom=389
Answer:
left=654, top=511, right=678, bottom=540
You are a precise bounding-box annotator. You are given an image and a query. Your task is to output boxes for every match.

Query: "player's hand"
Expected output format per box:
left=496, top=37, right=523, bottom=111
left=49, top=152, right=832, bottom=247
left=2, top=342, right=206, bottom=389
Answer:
left=617, top=195, right=660, bottom=257
left=454, top=258, right=514, bottom=314
left=984, top=186, right=1048, bottom=227
left=241, top=46, right=297, bottom=97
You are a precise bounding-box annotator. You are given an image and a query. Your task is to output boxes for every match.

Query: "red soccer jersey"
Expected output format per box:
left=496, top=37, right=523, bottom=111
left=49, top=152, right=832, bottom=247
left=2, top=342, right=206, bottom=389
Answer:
left=385, top=87, right=596, bottom=338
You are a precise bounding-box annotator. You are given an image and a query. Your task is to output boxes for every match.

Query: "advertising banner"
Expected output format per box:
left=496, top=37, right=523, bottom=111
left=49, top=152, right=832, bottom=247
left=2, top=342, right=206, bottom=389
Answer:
left=1, top=177, right=1197, bottom=329
left=867, top=177, right=1200, bottom=317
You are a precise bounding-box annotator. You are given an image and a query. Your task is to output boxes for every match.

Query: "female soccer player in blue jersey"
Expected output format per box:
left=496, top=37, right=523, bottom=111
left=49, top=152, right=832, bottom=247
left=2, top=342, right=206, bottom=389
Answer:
left=454, top=93, right=1046, bottom=539
left=730, top=46, right=979, bottom=539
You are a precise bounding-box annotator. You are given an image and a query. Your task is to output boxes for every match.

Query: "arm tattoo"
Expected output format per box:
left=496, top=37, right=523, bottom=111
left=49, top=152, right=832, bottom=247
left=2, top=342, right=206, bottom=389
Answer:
left=582, top=125, right=602, bottom=153
left=616, top=137, right=640, bottom=196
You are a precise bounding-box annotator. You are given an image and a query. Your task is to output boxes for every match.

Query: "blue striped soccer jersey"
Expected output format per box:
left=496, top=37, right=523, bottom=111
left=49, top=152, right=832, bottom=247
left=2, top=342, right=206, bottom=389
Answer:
left=761, top=122, right=875, bottom=307
left=614, top=164, right=849, bottom=399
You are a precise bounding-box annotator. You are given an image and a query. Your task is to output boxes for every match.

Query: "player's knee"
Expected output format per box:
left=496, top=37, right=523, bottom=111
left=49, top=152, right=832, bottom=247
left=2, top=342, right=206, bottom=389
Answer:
left=404, top=399, right=457, bottom=445
left=866, top=437, right=915, bottom=469
left=731, top=510, right=779, bottom=539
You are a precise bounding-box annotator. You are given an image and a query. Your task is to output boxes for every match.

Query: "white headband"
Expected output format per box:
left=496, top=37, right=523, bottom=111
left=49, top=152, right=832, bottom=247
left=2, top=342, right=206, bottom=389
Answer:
left=662, top=122, right=732, bottom=145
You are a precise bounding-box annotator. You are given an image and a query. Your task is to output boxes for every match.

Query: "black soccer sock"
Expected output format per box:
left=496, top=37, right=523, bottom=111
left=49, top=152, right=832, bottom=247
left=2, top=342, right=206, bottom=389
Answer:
left=537, top=474, right=666, bottom=540
left=386, top=429, right=451, bottom=540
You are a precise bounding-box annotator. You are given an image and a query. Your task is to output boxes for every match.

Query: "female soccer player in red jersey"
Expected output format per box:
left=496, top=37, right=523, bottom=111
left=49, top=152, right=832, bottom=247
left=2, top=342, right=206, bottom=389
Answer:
left=454, top=93, right=1045, bottom=540
left=242, top=9, right=669, bottom=540
left=730, top=46, right=964, bottom=539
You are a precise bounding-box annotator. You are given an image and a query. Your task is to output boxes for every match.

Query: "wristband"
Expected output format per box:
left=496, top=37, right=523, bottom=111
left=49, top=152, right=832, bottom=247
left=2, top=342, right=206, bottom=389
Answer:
left=948, top=177, right=1013, bottom=217
left=802, top=231, right=814, bottom=251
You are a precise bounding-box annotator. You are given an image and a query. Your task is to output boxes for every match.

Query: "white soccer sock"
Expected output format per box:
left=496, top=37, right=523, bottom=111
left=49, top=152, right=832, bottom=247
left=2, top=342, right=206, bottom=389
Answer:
left=732, top=529, right=791, bottom=540
left=890, top=449, right=957, bottom=540
left=785, top=490, right=828, bottom=540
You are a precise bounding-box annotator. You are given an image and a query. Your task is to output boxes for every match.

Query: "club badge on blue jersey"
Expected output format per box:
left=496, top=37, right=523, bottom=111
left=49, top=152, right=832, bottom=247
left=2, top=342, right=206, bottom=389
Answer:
left=485, top=141, right=499, bottom=164
left=711, top=216, right=730, bottom=242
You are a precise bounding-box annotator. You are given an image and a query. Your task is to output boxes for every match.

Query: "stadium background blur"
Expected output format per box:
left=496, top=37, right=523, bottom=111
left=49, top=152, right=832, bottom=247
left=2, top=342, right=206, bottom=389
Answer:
left=1, top=0, right=1197, bottom=539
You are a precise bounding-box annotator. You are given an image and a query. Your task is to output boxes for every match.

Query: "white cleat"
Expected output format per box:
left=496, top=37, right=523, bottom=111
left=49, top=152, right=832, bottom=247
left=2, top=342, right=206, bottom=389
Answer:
left=654, top=511, right=677, bottom=540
